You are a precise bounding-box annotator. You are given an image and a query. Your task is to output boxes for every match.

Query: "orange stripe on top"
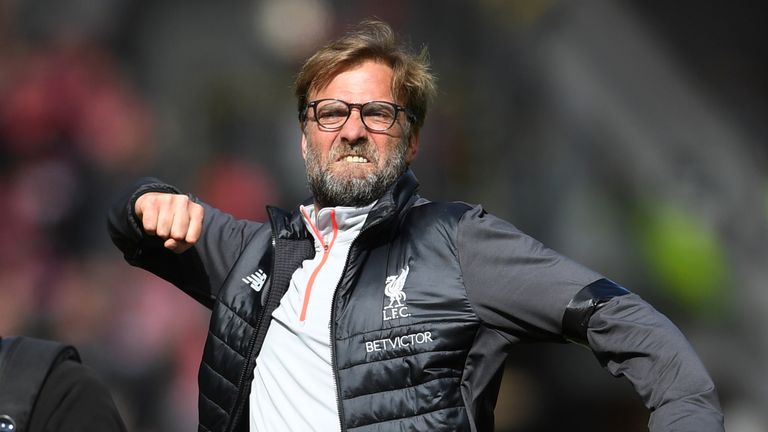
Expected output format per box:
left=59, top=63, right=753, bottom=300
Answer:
left=299, top=208, right=339, bottom=322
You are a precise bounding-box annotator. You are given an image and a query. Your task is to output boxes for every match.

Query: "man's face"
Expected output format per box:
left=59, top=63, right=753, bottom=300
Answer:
left=301, top=60, right=418, bottom=208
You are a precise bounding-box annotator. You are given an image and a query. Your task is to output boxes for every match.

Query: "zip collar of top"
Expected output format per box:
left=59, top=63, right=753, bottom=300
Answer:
left=270, top=170, right=421, bottom=243
left=298, top=202, right=375, bottom=322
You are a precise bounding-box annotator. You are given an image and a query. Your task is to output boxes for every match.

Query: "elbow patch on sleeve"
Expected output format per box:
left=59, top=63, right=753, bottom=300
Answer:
left=562, top=278, right=630, bottom=346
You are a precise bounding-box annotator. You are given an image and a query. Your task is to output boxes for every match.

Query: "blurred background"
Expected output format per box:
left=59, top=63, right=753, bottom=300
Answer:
left=0, top=0, right=765, bottom=430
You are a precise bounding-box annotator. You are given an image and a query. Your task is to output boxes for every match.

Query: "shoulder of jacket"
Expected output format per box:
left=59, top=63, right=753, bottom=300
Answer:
left=0, top=337, right=81, bottom=430
left=404, top=200, right=476, bottom=229
left=411, top=199, right=474, bottom=216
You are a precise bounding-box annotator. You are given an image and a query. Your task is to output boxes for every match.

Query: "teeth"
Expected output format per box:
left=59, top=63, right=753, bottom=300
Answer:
left=343, top=156, right=369, bottom=163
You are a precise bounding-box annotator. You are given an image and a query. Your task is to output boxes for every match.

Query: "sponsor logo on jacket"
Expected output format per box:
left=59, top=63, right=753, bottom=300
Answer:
left=365, top=331, right=433, bottom=353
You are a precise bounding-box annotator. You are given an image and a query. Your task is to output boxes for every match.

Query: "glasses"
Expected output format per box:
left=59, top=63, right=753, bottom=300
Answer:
left=301, top=99, right=415, bottom=132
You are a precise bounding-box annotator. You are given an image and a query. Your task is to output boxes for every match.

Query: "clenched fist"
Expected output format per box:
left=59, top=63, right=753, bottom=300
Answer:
left=134, top=192, right=204, bottom=254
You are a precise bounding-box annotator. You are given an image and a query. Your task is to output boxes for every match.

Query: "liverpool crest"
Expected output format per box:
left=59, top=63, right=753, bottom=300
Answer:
left=383, top=265, right=410, bottom=320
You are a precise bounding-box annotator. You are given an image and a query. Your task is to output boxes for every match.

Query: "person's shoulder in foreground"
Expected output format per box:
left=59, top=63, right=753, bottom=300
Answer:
left=0, top=336, right=127, bottom=432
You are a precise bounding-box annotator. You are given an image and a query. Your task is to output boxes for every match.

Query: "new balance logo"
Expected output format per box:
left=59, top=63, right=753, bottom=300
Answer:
left=242, top=269, right=267, bottom=292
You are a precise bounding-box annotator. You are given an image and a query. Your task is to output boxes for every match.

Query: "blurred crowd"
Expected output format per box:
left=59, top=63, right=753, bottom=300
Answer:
left=0, top=0, right=765, bottom=431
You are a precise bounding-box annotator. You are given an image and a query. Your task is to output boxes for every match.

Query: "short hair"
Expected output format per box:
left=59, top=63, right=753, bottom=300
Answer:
left=294, top=20, right=437, bottom=134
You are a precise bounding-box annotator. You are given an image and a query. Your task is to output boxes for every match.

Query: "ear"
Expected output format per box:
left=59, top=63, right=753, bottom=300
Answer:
left=300, top=123, right=308, bottom=160
left=405, top=130, right=420, bottom=164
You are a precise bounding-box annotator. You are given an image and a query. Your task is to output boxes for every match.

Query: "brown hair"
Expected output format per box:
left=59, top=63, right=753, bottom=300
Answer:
left=294, top=20, right=437, bottom=134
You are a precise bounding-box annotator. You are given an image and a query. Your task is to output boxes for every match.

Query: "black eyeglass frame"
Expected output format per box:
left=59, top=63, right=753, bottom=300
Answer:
left=300, top=98, right=416, bottom=131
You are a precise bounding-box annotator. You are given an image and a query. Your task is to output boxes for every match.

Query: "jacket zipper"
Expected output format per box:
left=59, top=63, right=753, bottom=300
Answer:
left=225, top=228, right=278, bottom=432
left=330, top=235, right=356, bottom=432
left=300, top=208, right=338, bottom=322
left=329, top=204, right=395, bottom=432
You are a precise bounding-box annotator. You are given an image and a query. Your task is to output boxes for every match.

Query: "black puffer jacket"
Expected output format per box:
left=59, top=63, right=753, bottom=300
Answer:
left=108, top=170, right=723, bottom=432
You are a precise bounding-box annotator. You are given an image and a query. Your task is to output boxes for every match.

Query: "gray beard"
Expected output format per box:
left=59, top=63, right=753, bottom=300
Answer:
left=305, top=138, right=407, bottom=208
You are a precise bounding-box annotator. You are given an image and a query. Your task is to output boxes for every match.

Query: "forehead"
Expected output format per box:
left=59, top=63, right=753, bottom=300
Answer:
left=311, top=60, right=395, bottom=102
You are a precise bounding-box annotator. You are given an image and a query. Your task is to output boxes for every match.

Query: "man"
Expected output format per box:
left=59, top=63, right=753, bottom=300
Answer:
left=108, top=21, right=724, bottom=432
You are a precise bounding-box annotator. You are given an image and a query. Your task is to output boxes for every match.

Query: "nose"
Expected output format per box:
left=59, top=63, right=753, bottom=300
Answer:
left=338, top=107, right=367, bottom=143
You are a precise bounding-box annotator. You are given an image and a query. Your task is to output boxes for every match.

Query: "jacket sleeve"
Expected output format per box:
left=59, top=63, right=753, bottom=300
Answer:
left=586, top=294, right=723, bottom=431
left=107, top=177, right=264, bottom=308
left=456, top=205, right=602, bottom=342
left=456, top=205, right=724, bottom=431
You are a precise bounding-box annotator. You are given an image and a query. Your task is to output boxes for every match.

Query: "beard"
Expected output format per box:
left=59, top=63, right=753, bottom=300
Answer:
left=304, top=136, right=408, bottom=208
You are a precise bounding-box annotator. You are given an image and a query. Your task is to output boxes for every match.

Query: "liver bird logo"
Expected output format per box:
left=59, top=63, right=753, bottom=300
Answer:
left=384, top=265, right=409, bottom=308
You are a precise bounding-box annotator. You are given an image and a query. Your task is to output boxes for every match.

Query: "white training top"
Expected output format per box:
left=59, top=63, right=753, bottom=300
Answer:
left=249, top=202, right=374, bottom=432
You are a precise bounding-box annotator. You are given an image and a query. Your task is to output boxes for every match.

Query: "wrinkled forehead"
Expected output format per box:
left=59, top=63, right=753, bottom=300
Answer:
left=308, top=59, right=396, bottom=102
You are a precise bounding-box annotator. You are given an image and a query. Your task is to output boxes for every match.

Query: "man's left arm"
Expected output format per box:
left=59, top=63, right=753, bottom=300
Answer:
left=576, top=291, right=723, bottom=431
left=455, top=205, right=724, bottom=431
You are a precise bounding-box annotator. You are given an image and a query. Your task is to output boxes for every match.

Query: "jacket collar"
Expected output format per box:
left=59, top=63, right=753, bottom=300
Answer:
left=360, top=169, right=419, bottom=236
left=268, top=169, right=420, bottom=241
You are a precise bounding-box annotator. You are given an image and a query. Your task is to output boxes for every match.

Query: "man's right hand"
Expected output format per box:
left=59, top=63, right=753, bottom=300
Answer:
left=134, top=192, right=204, bottom=254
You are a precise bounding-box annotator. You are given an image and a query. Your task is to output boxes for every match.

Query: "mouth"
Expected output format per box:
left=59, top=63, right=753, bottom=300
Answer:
left=338, top=155, right=371, bottom=163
